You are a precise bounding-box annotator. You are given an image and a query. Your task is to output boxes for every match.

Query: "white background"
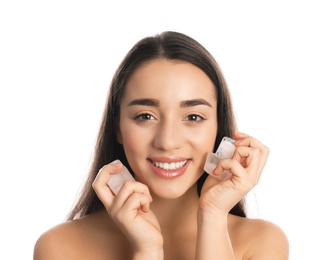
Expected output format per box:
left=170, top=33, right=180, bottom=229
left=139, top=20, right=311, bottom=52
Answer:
left=1, top=1, right=321, bottom=259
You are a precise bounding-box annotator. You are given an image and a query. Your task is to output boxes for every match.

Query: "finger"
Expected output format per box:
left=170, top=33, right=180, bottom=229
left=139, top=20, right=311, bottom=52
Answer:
left=233, top=133, right=270, bottom=172
left=92, top=161, right=123, bottom=208
left=112, top=181, right=152, bottom=211
left=124, top=192, right=151, bottom=214
left=115, top=193, right=152, bottom=224
left=213, top=158, right=260, bottom=191
left=213, top=146, right=261, bottom=176
left=234, top=134, right=262, bottom=149
left=233, top=130, right=249, bottom=139
left=213, top=159, right=244, bottom=179
left=234, top=133, right=269, bottom=153
left=232, top=146, right=262, bottom=177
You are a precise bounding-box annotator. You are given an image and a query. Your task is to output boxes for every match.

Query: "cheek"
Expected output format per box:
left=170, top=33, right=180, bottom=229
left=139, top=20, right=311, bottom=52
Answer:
left=119, top=126, right=152, bottom=178
left=120, top=124, right=150, bottom=157
left=189, top=125, right=217, bottom=151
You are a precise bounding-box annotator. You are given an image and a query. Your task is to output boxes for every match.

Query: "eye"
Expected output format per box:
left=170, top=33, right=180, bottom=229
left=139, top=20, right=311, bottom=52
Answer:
left=134, top=113, right=156, bottom=121
left=184, top=114, right=205, bottom=122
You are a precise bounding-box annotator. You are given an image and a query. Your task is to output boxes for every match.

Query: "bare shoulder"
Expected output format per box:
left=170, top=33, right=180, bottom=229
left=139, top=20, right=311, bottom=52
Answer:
left=34, top=210, right=131, bottom=260
left=228, top=214, right=289, bottom=259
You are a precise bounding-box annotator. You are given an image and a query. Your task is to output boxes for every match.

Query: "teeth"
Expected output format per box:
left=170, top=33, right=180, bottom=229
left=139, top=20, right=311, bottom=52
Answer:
left=153, top=160, right=187, bottom=170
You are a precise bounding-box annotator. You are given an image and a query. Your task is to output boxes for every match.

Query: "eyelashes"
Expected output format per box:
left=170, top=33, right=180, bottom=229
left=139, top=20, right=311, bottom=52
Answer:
left=133, top=112, right=206, bottom=123
left=133, top=113, right=156, bottom=121
left=184, top=114, right=205, bottom=122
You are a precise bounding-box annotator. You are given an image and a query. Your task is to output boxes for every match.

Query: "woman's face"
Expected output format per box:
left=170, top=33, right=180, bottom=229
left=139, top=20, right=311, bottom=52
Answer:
left=117, top=59, right=218, bottom=199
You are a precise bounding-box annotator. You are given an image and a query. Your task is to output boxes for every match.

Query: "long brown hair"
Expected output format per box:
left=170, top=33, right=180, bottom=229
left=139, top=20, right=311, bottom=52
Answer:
left=67, top=31, right=246, bottom=220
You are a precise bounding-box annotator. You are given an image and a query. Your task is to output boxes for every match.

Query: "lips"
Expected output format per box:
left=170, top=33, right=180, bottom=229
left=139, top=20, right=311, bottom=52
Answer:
left=147, top=157, right=189, bottom=179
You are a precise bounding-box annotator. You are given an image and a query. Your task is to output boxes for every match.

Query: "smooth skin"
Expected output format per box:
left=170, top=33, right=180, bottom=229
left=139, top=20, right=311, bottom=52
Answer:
left=34, top=59, right=289, bottom=259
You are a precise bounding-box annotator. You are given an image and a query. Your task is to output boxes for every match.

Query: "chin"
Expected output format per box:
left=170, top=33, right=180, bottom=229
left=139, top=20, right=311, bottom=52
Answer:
left=149, top=183, right=195, bottom=200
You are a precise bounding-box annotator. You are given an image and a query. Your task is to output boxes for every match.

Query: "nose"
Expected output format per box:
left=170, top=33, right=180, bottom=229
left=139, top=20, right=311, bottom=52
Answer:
left=153, top=119, right=184, bottom=151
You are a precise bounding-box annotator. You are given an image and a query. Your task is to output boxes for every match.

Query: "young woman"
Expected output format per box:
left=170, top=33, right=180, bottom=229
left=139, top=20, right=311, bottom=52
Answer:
left=34, top=31, right=289, bottom=259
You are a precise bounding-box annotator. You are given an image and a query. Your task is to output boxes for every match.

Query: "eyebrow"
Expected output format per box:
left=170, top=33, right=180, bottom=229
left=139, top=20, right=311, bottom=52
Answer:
left=127, top=98, right=212, bottom=108
left=180, top=99, right=212, bottom=108
left=127, top=98, right=159, bottom=107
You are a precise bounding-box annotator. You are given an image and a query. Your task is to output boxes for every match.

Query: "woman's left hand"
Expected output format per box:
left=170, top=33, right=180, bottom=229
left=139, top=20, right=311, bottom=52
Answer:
left=199, top=131, right=270, bottom=216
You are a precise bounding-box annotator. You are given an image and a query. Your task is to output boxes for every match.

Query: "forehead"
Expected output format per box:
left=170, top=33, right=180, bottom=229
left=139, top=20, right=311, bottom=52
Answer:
left=122, top=59, right=217, bottom=103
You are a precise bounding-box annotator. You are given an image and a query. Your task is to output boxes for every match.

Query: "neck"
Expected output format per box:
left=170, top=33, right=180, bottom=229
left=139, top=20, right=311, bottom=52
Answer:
left=150, top=185, right=200, bottom=240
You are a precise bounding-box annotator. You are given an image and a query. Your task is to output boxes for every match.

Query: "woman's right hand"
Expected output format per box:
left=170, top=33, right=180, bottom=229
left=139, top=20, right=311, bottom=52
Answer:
left=92, top=161, right=163, bottom=258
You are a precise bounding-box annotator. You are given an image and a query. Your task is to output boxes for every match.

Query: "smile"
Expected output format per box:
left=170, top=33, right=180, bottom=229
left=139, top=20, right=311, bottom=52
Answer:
left=152, top=160, right=187, bottom=170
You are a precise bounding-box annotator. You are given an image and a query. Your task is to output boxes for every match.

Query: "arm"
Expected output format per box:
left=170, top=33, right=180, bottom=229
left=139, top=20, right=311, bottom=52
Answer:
left=92, top=161, right=164, bottom=259
left=196, top=211, right=235, bottom=259
left=132, top=250, right=164, bottom=260
left=196, top=131, right=270, bottom=259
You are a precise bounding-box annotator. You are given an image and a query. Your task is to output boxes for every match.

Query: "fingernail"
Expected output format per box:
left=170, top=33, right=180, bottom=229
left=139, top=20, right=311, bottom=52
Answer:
left=212, top=166, right=223, bottom=176
left=109, top=160, right=123, bottom=174
left=110, top=159, right=122, bottom=166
